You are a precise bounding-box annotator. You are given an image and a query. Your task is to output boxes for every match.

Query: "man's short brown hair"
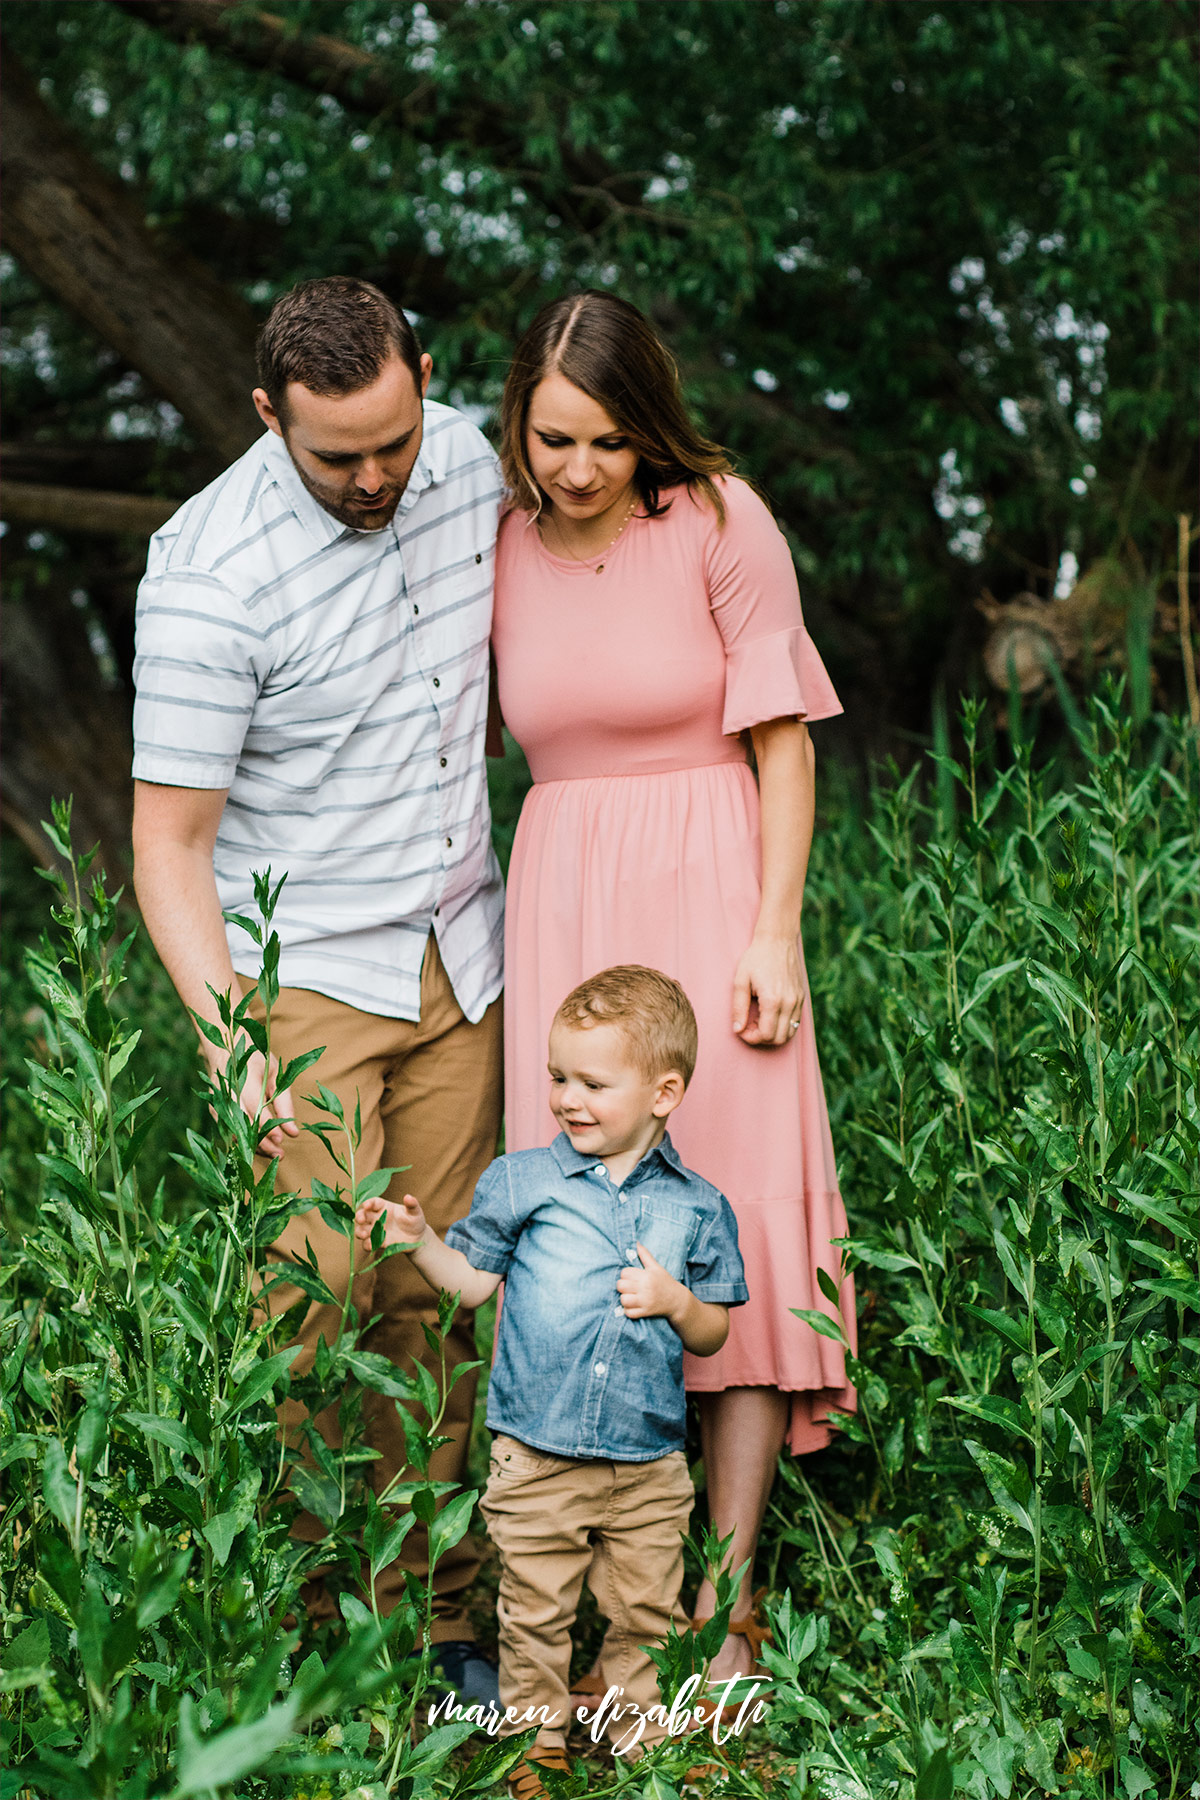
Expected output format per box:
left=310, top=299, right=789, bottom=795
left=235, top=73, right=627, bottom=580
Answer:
left=554, top=966, right=699, bottom=1087
left=256, top=277, right=423, bottom=422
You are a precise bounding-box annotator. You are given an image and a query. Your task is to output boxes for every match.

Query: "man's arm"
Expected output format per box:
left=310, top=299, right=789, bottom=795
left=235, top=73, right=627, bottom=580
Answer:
left=132, top=779, right=297, bottom=1153
left=616, top=1244, right=730, bottom=1356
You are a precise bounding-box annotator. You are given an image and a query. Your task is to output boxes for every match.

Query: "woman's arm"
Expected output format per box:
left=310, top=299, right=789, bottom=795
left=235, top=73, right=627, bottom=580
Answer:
left=731, top=716, right=815, bottom=1047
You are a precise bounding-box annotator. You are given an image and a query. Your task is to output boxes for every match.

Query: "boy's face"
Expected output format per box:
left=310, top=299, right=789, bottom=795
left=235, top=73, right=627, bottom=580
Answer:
left=547, top=1020, right=678, bottom=1162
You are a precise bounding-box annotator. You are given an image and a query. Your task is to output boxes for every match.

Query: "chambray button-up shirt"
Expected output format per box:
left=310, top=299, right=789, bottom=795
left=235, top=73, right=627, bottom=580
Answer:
left=445, top=1132, right=748, bottom=1461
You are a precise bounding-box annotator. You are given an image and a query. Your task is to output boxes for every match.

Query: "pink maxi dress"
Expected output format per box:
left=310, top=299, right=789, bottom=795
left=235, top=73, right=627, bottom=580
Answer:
left=492, top=475, right=856, bottom=1452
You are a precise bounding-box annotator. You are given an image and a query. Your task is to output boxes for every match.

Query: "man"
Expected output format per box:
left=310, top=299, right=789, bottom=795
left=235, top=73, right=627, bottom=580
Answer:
left=131, top=277, right=504, bottom=1697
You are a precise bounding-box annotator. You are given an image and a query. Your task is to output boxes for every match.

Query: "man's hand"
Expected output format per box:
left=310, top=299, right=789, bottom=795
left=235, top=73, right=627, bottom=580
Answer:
left=208, top=1039, right=298, bottom=1156
left=617, top=1243, right=684, bottom=1321
left=355, top=1192, right=429, bottom=1254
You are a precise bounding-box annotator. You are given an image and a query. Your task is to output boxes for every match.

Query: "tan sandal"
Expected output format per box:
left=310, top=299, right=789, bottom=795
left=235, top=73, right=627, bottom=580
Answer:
left=508, top=1747, right=571, bottom=1800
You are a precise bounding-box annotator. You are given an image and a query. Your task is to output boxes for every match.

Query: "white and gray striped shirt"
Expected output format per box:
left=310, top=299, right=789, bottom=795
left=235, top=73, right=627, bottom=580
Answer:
left=132, top=403, right=505, bottom=1023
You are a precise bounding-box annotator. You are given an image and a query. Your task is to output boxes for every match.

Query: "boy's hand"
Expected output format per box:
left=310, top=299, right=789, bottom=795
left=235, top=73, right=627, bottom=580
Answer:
left=354, top=1192, right=429, bottom=1253
left=617, top=1243, right=685, bottom=1321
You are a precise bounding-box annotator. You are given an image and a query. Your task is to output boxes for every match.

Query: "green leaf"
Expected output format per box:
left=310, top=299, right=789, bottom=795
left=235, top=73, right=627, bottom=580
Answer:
left=1166, top=1403, right=1198, bottom=1507
left=289, top=1467, right=342, bottom=1528
left=354, top=1165, right=405, bottom=1203
left=964, top=1440, right=1034, bottom=1535
left=122, top=1412, right=199, bottom=1459
left=962, top=1302, right=1029, bottom=1355
left=2, top=1618, right=50, bottom=1673
left=639, top=1775, right=683, bottom=1800
left=789, top=1307, right=848, bottom=1345
left=368, top=1512, right=416, bottom=1578
left=201, top=1510, right=240, bottom=1568
left=942, top=1393, right=1034, bottom=1445
left=225, top=1345, right=302, bottom=1417
left=428, top=1489, right=478, bottom=1566
left=172, top=1698, right=299, bottom=1795
left=41, top=1439, right=77, bottom=1533
left=1066, top=1643, right=1102, bottom=1682
left=948, top=1619, right=993, bottom=1701
left=1118, top=1757, right=1158, bottom=1800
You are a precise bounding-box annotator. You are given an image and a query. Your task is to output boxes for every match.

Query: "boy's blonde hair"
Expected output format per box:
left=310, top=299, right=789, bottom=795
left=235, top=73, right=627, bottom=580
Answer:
left=554, top=966, right=698, bottom=1087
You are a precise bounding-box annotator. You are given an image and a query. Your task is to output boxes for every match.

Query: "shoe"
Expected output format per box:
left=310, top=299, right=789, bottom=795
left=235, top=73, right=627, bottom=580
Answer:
left=431, top=1639, right=501, bottom=1708
left=508, top=1746, right=571, bottom=1799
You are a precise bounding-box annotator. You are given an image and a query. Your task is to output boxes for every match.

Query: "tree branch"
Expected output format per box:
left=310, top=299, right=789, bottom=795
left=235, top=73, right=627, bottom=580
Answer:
left=109, top=0, right=649, bottom=216
left=1, top=483, right=177, bottom=537
left=110, top=0, right=434, bottom=122
left=0, top=47, right=261, bottom=462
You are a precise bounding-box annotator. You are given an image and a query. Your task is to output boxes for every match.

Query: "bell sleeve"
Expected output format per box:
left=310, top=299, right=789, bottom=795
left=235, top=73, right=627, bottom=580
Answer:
left=705, top=477, right=843, bottom=735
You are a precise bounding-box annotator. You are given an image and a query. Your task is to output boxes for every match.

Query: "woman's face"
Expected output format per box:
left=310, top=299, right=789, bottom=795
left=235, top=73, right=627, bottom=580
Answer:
left=526, top=372, right=640, bottom=521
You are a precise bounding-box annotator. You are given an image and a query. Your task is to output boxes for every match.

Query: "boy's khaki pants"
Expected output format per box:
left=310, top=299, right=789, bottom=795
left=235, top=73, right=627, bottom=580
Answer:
left=481, top=1435, right=695, bottom=1753
left=249, top=934, right=502, bottom=1639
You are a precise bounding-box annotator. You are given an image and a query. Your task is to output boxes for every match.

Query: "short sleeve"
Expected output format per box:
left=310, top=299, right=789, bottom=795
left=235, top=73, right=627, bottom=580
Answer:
left=704, top=477, right=843, bottom=735
left=132, top=543, right=264, bottom=789
left=444, top=1157, right=520, bottom=1276
left=686, top=1193, right=749, bottom=1306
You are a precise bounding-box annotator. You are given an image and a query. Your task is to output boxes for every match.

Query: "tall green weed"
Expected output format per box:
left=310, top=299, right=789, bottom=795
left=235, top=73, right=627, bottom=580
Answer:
left=2, top=689, right=1197, bottom=1800
left=778, top=688, right=1199, bottom=1798
left=0, top=817, right=520, bottom=1798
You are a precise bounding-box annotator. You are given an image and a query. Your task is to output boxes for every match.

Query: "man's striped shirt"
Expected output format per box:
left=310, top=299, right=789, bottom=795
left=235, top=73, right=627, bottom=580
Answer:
left=132, top=403, right=505, bottom=1023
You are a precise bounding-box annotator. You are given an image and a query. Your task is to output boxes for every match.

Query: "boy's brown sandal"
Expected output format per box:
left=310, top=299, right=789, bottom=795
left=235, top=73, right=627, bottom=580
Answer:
left=507, top=1746, right=571, bottom=1800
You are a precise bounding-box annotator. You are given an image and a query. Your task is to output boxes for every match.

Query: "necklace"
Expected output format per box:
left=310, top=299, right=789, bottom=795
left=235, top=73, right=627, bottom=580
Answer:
left=543, top=496, right=637, bottom=573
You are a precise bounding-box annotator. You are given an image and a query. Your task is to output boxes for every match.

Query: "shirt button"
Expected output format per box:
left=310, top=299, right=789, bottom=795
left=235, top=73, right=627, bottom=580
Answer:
left=475, top=552, right=482, bottom=564
left=593, top=1164, right=605, bottom=1176
left=412, top=603, right=419, bottom=616
left=614, top=1306, right=623, bottom=1317
left=445, top=836, right=452, bottom=848
left=594, top=1362, right=606, bottom=1376
left=439, top=756, right=447, bottom=768
left=432, top=676, right=440, bottom=688
left=627, top=1252, right=640, bottom=1265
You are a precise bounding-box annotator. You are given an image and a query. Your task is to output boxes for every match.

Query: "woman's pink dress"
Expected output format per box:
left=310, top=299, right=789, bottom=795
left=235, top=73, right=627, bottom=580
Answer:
left=492, top=476, right=855, bottom=1453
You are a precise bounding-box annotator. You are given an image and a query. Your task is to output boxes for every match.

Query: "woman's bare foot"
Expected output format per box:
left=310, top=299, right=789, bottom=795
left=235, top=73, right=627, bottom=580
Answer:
left=704, top=1628, right=755, bottom=1686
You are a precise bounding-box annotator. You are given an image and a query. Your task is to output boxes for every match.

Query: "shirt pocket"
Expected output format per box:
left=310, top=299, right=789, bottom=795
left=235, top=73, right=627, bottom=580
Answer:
left=635, top=1198, right=700, bottom=1283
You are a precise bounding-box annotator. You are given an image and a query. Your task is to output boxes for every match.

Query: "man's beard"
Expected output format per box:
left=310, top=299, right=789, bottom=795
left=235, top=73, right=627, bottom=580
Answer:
left=289, top=452, right=406, bottom=532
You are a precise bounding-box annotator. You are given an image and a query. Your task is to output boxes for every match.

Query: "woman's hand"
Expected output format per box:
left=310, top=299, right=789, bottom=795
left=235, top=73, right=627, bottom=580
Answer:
left=732, top=931, right=806, bottom=1046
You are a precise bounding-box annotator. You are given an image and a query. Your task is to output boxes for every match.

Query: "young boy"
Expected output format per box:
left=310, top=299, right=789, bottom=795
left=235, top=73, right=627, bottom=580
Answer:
left=355, top=966, right=747, bottom=1795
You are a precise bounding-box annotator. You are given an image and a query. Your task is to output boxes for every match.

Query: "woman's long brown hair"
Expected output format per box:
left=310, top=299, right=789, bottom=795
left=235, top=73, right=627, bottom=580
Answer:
left=499, top=291, right=735, bottom=524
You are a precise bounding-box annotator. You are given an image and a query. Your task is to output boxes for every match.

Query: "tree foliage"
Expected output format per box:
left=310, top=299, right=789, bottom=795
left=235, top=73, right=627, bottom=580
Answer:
left=1, top=0, right=1196, bottom=861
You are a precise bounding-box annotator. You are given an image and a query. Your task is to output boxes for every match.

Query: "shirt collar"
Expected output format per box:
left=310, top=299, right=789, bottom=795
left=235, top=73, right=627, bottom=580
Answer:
left=548, top=1130, right=689, bottom=1184
left=259, top=400, right=447, bottom=548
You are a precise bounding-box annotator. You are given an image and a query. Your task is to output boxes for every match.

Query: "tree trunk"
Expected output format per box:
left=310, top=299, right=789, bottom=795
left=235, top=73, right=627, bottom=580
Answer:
left=1, top=582, right=136, bottom=885
left=0, top=48, right=261, bottom=464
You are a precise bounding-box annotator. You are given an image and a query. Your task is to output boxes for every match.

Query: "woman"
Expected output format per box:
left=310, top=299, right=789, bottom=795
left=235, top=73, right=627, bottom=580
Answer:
left=491, top=291, right=855, bottom=1684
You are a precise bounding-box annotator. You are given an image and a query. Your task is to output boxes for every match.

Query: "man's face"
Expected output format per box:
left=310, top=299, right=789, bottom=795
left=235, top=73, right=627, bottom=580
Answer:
left=253, top=350, right=433, bottom=531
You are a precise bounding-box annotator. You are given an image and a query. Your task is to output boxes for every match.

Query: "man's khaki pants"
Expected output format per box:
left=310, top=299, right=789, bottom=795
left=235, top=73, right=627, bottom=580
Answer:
left=252, top=935, right=502, bottom=1640
left=481, top=1436, right=695, bottom=1753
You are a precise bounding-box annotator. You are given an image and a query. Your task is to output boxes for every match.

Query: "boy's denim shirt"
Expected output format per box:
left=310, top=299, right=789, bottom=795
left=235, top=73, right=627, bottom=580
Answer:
left=445, top=1131, right=748, bottom=1461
